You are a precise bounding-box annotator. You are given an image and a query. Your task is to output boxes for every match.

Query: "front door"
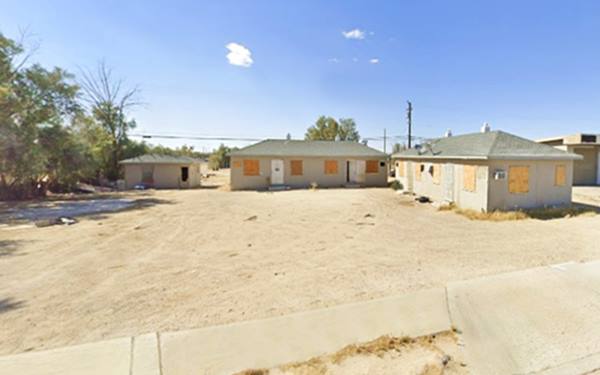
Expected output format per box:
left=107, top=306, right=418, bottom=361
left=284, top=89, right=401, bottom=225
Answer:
left=347, top=160, right=366, bottom=184
left=271, top=159, right=284, bottom=185
left=443, top=163, right=455, bottom=202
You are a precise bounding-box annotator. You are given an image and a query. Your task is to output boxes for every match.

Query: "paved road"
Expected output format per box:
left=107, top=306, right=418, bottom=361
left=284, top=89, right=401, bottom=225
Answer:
left=2, top=261, right=600, bottom=374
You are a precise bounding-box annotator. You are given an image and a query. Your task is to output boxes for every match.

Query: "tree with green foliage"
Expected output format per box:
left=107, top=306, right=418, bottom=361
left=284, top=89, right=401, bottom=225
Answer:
left=0, top=33, right=80, bottom=199
left=304, top=116, right=360, bottom=141
left=208, top=143, right=237, bottom=170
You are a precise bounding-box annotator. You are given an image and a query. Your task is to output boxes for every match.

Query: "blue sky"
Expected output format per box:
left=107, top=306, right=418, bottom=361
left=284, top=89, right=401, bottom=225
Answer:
left=2, top=0, right=600, bottom=151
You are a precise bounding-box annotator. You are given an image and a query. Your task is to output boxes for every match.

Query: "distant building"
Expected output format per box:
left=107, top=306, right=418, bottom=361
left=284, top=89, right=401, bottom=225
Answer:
left=392, top=130, right=581, bottom=211
left=537, top=134, right=600, bottom=185
left=229, top=139, right=387, bottom=190
left=119, top=154, right=203, bottom=189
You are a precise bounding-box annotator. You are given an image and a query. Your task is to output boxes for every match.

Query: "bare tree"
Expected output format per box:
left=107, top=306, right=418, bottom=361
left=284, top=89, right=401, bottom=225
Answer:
left=78, top=61, right=142, bottom=180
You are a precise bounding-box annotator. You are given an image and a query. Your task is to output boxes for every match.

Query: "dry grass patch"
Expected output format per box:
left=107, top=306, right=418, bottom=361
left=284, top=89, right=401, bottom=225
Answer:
left=236, top=331, right=462, bottom=375
left=439, top=203, right=597, bottom=221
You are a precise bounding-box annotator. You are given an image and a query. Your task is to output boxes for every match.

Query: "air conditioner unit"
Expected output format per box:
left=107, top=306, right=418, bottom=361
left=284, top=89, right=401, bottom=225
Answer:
left=493, top=170, right=506, bottom=180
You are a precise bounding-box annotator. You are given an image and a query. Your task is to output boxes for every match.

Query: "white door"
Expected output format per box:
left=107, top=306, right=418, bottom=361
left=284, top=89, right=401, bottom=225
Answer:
left=443, top=163, right=454, bottom=202
left=355, top=160, right=366, bottom=183
left=347, top=160, right=366, bottom=183
left=271, top=159, right=284, bottom=185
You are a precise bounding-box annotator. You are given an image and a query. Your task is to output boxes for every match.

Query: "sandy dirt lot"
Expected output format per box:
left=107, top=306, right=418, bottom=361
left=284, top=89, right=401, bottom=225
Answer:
left=1, top=172, right=600, bottom=355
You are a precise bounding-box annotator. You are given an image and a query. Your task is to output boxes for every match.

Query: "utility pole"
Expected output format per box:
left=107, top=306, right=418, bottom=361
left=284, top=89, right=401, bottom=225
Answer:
left=406, top=100, right=413, bottom=148
left=383, top=128, right=387, bottom=154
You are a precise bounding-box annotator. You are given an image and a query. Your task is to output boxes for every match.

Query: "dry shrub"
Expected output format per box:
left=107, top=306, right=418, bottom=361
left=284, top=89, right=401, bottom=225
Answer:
left=439, top=204, right=597, bottom=221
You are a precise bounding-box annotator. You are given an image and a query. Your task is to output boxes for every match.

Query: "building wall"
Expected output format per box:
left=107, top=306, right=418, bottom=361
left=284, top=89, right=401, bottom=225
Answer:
left=230, top=156, right=387, bottom=190
left=394, top=158, right=574, bottom=211
left=487, top=160, right=574, bottom=210
left=394, top=159, right=489, bottom=211
left=124, top=163, right=202, bottom=189
left=569, top=146, right=598, bottom=185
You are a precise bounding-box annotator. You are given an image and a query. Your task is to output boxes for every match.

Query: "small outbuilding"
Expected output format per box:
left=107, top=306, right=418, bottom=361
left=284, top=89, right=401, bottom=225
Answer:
left=537, top=133, right=600, bottom=185
left=392, top=130, right=582, bottom=211
left=229, top=139, right=388, bottom=190
left=120, top=154, right=202, bottom=189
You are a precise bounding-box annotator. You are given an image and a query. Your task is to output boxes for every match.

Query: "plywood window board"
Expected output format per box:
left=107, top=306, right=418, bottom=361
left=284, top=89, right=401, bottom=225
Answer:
left=414, top=164, right=424, bottom=181
left=432, top=164, right=441, bottom=185
left=463, top=165, right=477, bottom=192
left=291, top=160, right=303, bottom=176
left=398, top=161, right=405, bottom=177
left=243, top=160, right=260, bottom=176
left=366, top=160, right=379, bottom=173
left=555, top=164, right=566, bottom=186
left=508, top=166, right=529, bottom=194
left=324, top=160, right=338, bottom=175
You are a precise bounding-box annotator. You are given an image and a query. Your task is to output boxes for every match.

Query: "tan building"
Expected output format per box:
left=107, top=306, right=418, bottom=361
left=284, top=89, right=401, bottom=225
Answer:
left=120, top=154, right=202, bottom=189
left=230, top=139, right=388, bottom=190
left=537, top=133, right=600, bottom=185
left=392, top=131, right=582, bottom=211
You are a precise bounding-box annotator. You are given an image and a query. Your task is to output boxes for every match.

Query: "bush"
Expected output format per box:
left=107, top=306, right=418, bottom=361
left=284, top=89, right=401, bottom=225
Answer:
left=390, top=180, right=403, bottom=190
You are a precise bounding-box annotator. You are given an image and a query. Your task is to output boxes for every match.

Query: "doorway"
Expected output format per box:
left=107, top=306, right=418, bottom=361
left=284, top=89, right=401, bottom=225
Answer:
left=346, top=160, right=366, bottom=184
left=271, top=159, right=284, bottom=185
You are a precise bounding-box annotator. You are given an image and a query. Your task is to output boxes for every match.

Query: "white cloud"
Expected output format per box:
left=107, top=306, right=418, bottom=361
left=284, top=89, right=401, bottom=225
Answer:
left=369, top=58, right=380, bottom=64
left=342, top=29, right=365, bottom=40
left=225, top=42, right=253, bottom=67
left=328, top=57, right=340, bottom=63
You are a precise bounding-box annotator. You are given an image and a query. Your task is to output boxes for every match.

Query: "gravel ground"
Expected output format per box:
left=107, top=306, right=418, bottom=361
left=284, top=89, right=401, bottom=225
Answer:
left=1, top=173, right=600, bottom=355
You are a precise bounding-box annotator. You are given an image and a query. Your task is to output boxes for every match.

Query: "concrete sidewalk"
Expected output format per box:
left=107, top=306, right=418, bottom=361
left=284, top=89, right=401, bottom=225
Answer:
left=0, top=288, right=450, bottom=375
left=448, top=260, right=600, bottom=375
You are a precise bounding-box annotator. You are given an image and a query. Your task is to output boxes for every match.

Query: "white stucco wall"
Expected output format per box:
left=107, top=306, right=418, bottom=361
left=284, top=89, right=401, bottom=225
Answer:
left=123, top=163, right=202, bottom=189
left=230, top=156, right=388, bottom=190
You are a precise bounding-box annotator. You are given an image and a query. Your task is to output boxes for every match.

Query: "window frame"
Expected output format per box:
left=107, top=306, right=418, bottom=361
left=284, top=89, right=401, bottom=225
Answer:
left=243, top=159, right=260, bottom=176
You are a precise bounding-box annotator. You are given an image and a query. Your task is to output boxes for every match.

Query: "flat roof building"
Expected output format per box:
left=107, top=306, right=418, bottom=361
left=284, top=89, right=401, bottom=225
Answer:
left=537, top=133, right=600, bottom=185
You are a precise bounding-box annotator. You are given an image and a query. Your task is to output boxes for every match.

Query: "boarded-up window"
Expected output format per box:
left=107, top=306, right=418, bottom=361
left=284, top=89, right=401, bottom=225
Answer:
left=415, top=164, right=422, bottom=181
left=324, top=160, right=338, bottom=175
left=243, top=160, right=260, bottom=176
left=432, top=164, right=441, bottom=185
left=398, top=161, right=405, bottom=177
left=291, top=160, right=303, bottom=176
left=555, top=164, right=566, bottom=186
left=508, top=166, right=529, bottom=194
left=232, top=160, right=242, bottom=168
left=366, top=160, right=379, bottom=173
left=463, top=165, right=477, bottom=192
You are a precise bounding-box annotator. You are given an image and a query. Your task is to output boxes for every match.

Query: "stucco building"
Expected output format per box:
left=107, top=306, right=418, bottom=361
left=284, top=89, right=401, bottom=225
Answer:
left=120, top=154, right=203, bottom=189
left=392, top=131, right=581, bottom=211
left=229, top=139, right=387, bottom=190
left=537, top=133, right=600, bottom=185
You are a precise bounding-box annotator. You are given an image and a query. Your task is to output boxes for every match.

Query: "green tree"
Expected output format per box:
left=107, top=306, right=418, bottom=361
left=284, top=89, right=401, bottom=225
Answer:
left=208, top=143, right=237, bottom=170
left=338, top=118, right=360, bottom=141
left=304, top=116, right=360, bottom=141
left=79, top=62, right=141, bottom=181
left=0, top=33, right=80, bottom=199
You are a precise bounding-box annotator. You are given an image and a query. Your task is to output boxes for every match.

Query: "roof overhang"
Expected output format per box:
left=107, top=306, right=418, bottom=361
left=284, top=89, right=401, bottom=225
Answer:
left=391, top=154, right=582, bottom=161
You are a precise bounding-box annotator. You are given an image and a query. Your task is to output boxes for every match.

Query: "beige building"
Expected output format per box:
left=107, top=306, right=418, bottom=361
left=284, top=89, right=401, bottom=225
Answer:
left=120, top=154, right=202, bottom=189
left=392, top=131, right=582, bottom=211
left=537, top=133, right=600, bottom=185
left=230, top=139, right=388, bottom=190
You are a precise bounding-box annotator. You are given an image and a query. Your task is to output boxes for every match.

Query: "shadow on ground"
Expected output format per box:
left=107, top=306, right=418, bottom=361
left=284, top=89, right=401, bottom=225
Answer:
left=0, top=197, right=174, bottom=224
left=0, top=298, right=25, bottom=314
left=0, top=240, right=26, bottom=258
